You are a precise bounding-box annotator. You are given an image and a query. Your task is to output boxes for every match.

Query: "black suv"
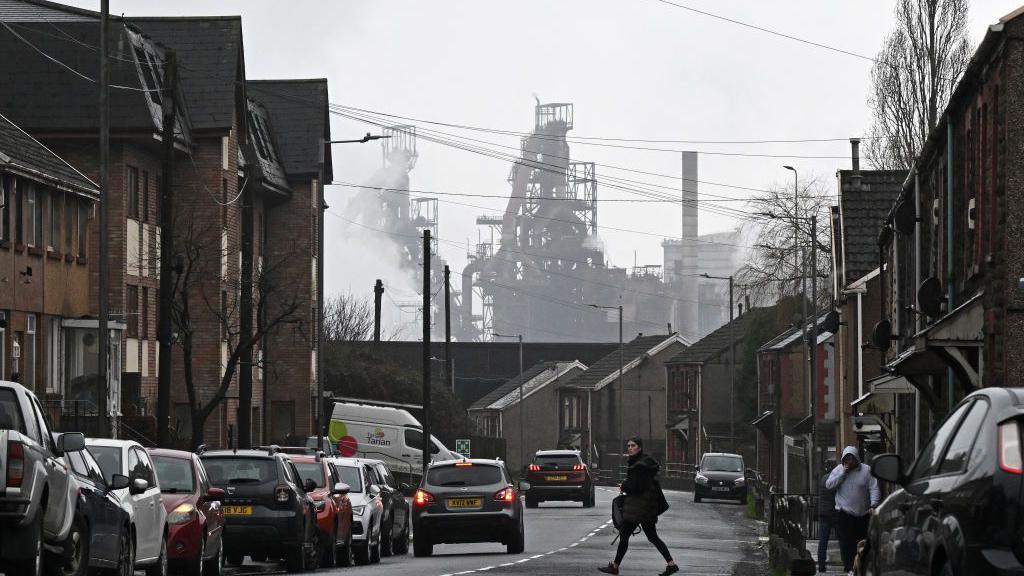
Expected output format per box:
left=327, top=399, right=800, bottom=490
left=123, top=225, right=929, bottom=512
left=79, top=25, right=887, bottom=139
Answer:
left=363, top=459, right=412, bottom=556
left=523, top=450, right=595, bottom=507
left=864, top=387, right=1024, bottom=576
left=200, top=447, right=319, bottom=572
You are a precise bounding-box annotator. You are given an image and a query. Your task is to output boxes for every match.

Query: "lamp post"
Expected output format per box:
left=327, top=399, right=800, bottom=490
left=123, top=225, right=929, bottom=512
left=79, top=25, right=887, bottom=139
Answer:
left=702, top=274, right=735, bottom=452
left=315, top=133, right=390, bottom=453
left=493, top=333, right=524, bottom=473
left=588, top=303, right=623, bottom=481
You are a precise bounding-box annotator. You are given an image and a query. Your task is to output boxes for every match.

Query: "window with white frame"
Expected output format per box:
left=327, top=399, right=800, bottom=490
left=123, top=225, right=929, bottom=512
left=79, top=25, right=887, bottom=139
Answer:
left=47, top=190, right=59, bottom=251
left=25, top=314, right=36, bottom=390
left=0, top=311, right=6, bottom=380
left=0, top=176, right=8, bottom=242
left=26, top=184, right=40, bottom=247
left=47, top=317, right=60, bottom=394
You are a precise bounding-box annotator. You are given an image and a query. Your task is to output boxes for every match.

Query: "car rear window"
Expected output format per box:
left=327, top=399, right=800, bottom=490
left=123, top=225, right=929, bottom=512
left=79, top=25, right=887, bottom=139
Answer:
left=427, top=464, right=503, bottom=487
left=202, top=457, right=277, bottom=485
left=294, top=462, right=326, bottom=488
left=152, top=455, right=195, bottom=493
left=702, top=456, right=743, bottom=473
left=535, top=454, right=580, bottom=467
left=337, top=465, right=363, bottom=493
left=0, top=389, right=25, bottom=433
left=89, top=445, right=122, bottom=485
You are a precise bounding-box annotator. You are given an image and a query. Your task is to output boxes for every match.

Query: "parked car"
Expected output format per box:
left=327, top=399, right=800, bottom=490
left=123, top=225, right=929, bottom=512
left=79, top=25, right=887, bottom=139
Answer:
left=360, top=458, right=412, bottom=556
left=149, top=448, right=226, bottom=576
left=693, top=452, right=746, bottom=504
left=412, top=459, right=525, bottom=557
left=523, top=449, right=595, bottom=508
left=864, top=387, right=1024, bottom=576
left=86, top=438, right=169, bottom=575
left=62, top=446, right=133, bottom=576
left=200, top=447, right=319, bottom=572
left=0, top=380, right=88, bottom=576
left=289, top=453, right=355, bottom=567
left=327, top=457, right=383, bottom=565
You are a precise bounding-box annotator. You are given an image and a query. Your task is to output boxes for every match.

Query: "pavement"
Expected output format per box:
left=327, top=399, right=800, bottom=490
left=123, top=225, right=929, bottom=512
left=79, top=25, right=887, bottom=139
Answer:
left=219, top=486, right=769, bottom=576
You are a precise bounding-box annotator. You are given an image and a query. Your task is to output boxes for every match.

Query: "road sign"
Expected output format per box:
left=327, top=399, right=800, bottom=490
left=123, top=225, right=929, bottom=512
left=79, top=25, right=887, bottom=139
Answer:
left=455, top=438, right=471, bottom=458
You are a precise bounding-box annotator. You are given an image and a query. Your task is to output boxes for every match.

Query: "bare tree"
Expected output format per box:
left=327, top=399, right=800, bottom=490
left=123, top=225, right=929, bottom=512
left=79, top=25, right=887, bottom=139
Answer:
left=738, top=176, right=832, bottom=307
left=323, top=293, right=375, bottom=342
left=866, top=0, right=972, bottom=170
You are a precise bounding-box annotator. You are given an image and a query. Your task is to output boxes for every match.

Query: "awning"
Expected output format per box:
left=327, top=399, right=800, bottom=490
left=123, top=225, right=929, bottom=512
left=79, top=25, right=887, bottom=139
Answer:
left=851, top=391, right=894, bottom=413
left=868, top=373, right=915, bottom=394
left=788, top=414, right=813, bottom=435
left=750, top=410, right=774, bottom=434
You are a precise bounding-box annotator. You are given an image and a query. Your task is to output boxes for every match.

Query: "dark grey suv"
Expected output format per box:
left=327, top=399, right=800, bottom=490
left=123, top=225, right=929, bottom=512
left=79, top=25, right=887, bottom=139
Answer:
left=412, top=459, right=524, bottom=556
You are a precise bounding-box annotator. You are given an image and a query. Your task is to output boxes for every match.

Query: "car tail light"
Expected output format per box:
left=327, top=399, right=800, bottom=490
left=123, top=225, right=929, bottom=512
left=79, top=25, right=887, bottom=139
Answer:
left=413, top=489, right=434, bottom=507
left=6, top=441, right=24, bottom=488
left=494, top=487, right=516, bottom=503
left=573, top=464, right=586, bottom=471
left=1000, top=421, right=1023, bottom=474
left=528, top=464, right=540, bottom=471
left=275, top=485, right=292, bottom=504
left=455, top=462, right=473, bottom=467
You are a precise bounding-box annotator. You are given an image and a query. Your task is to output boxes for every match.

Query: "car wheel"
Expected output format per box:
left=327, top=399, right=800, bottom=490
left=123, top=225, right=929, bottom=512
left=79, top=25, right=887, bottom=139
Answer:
left=693, top=492, right=702, bottom=503
left=381, top=517, right=394, bottom=557
left=202, top=538, right=223, bottom=576
left=393, top=518, right=410, bottom=555
left=144, top=534, right=168, bottom=576
left=370, top=531, right=381, bottom=563
left=338, top=532, right=354, bottom=567
left=306, top=526, right=321, bottom=571
left=284, top=544, right=306, bottom=573
left=187, top=534, right=206, bottom=576
left=15, top=510, right=44, bottom=576
left=116, top=529, right=135, bottom=576
left=353, top=540, right=370, bottom=565
left=50, top=513, right=89, bottom=576
left=320, top=527, right=337, bottom=568
left=413, top=537, right=433, bottom=557
left=506, top=524, right=525, bottom=554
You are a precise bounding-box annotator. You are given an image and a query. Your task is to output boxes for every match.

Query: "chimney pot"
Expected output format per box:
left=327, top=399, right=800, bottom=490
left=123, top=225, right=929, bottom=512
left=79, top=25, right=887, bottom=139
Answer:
left=850, top=138, right=861, bottom=174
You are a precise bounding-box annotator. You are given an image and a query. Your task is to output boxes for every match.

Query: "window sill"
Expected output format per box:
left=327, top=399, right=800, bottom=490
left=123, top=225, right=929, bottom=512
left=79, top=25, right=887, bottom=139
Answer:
left=46, top=250, right=62, bottom=261
left=76, top=256, right=88, bottom=265
left=27, top=246, right=44, bottom=257
left=64, top=254, right=74, bottom=263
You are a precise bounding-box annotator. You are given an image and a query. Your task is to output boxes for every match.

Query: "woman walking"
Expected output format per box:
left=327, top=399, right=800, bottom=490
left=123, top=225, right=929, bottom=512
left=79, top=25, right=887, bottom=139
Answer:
left=599, top=437, right=678, bottom=575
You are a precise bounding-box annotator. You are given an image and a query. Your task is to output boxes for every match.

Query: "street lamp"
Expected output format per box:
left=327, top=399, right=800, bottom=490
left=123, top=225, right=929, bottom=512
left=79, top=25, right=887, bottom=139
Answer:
left=588, top=303, right=624, bottom=481
left=493, top=333, right=524, bottom=474
left=702, top=273, right=736, bottom=453
left=313, top=133, right=392, bottom=452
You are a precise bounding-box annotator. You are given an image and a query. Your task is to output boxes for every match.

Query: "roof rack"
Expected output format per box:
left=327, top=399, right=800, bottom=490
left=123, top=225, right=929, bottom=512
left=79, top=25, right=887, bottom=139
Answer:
left=255, top=444, right=281, bottom=455
left=196, top=444, right=208, bottom=455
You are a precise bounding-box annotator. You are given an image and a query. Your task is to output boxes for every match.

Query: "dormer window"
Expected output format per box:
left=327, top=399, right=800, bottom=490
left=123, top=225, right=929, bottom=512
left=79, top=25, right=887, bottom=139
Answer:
left=127, top=31, right=165, bottom=117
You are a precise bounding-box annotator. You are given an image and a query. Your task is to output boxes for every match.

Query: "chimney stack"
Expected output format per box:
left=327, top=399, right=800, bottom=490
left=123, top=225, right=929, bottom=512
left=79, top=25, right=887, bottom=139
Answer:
left=850, top=138, right=862, bottom=188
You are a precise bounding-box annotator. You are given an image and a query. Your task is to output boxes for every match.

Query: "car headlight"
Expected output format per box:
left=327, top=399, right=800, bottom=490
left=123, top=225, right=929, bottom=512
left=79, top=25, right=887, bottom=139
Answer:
left=695, top=474, right=709, bottom=485
left=734, top=477, right=746, bottom=486
left=167, top=503, right=196, bottom=525
left=351, top=505, right=365, bottom=516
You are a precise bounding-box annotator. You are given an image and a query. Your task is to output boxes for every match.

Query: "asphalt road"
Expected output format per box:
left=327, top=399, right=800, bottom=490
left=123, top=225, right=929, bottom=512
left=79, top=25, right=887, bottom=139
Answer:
left=221, top=487, right=767, bottom=576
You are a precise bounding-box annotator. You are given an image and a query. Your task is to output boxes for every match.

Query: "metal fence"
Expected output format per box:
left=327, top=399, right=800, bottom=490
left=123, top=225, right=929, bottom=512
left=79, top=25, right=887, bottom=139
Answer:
left=43, top=399, right=157, bottom=447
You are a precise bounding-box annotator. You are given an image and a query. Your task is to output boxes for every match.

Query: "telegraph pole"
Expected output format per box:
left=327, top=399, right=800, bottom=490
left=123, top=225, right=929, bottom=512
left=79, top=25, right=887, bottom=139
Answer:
left=373, top=279, right=384, bottom=345
left=97, top=0, right=110, bottom=437
left=809, top=214, right=819, bottom=479
left=421, top=230, right=432, bottom=479
left=443, top=266, right=453, bottom=395
left=156, top=51, right=178, bottom=447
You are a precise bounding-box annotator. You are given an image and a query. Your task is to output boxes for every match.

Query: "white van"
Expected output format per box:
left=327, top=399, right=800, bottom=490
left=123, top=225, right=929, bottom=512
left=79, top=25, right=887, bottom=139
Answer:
left=327, top=401, right=459, bottom=480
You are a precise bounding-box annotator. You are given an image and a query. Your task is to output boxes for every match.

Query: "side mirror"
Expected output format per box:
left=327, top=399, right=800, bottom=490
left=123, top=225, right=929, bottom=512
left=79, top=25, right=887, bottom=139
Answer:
left=57, top=432, right=86, bottom=454
left=129, top=478, right=149, bottom=495
left=399, top=482, right=413, bottom=497
left=369, top=484, right=381, bottom=497
left=303, top=478, right=318, bottom=493
left=109, top=473, right=130, bottom=491
left=206, top=487, right=226, bottom=502
left=332, top=482, right=350, bottom=496
left=871, top=453, right=904, bottom=485
left=519, top=481, right=531, bottom=492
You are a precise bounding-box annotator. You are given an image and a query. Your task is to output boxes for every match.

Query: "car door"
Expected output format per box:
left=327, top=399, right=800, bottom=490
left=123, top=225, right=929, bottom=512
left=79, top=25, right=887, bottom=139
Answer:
left=137, top=449, right=166, bottom=549
left=195, top=456, right=223, bottom=555
left=128, top=447, right=157, bottom=560
left=899, top=401, right=973, bottom=576
left=85, top=447, right=125, bottom=565
left=377, top=464, right=405, bottom=534
left=403, top=429, right=424, bottom=474
left=28, top=395, right=70, bottom=540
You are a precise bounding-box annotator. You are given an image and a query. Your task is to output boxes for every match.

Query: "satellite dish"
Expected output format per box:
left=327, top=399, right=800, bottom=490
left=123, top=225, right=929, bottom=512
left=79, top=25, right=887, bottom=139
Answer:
left=894, top=198, right=916, bottom=235
left=917, top=276, right=945, bottom=317
left=870, top=320, right=892, bottom=351
left=822, top=310, right=840, bottom=334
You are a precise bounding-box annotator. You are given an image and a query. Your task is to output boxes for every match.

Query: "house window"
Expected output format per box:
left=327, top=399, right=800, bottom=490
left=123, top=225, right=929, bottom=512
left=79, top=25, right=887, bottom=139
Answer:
left=64, top=194, right=73, bottom=253
left=0, top=175, right=8, bottom=242
left=141, top=287, right=149, bottom=340
left=26, top=183, right=40, bottom=247
left=562, top=398, right=570, bottom=430
left=127, top=166, right=139, bottom=220
left=14, top=178, right=22, bottom=244
left=271, top=401, right=295, bottom=444
left=142, top=171, right=149, bottom=223
left=47, top=317, right=60, bottom=393
left=25, top=314, right=36, bottom=391
left=47, top=190, right=59, bottom=251
left=221, top=178, right=228, bottom=227
left=126, top=285, right=139, bottom=339
left=77, top=200, right=88, bottom=258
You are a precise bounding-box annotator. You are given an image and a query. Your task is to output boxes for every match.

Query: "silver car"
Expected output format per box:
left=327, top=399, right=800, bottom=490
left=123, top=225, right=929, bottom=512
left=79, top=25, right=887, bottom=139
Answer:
left=328, top=457, right=383, bottom=565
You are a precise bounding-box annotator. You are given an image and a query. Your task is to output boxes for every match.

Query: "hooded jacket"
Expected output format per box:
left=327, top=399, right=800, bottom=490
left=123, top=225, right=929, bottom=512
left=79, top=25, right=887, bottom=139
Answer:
left=621, top=453, right=661, bottom=524
left=825, top=446, right=881, bottom=517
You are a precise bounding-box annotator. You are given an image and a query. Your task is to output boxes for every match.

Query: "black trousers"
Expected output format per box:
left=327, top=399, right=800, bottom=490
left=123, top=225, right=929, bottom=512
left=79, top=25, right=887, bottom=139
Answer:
left=614, top=520, right=673, bottom=565
left=835, top=510, right=869, bottom=571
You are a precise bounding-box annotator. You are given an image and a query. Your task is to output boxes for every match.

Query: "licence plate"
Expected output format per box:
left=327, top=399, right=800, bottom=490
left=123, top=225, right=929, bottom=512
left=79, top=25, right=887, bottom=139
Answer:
left=223, top=505, right=253, bottom=515
left=446, top=498, right=482, bottom=509
left=547, top=475, right=568, bottom=481
left=712, top=487, right=730, bottom=492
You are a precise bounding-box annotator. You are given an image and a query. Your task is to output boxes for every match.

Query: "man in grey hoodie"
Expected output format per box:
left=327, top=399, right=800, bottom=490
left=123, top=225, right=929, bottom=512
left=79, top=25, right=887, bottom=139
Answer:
left=825, top=446, right=880, bottom=573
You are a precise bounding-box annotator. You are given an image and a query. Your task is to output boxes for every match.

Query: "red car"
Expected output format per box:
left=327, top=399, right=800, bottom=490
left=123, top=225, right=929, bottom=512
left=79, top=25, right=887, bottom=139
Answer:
left=290, top=454, right=356, bottom=567
left=148, top=448, right=226, bottom=575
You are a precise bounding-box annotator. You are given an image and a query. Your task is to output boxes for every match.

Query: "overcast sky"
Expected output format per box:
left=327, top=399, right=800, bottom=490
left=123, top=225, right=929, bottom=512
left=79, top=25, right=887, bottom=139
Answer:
left=64, top=0, right=1024, bottom=328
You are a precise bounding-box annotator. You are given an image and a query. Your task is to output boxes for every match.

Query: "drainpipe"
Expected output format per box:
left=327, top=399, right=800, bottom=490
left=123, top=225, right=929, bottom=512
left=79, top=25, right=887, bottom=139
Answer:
left=946, top=118, right=955, bottom=412
left=857, top=292, right=864, bottom=398
left=914, top=171, right=922, bottom=449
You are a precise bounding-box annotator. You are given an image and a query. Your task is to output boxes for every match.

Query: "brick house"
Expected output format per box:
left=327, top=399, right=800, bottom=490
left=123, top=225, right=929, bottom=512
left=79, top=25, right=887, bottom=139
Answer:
left=0, top=111, right=99, bottom=407
left=467, top=360, right=586, bottom=474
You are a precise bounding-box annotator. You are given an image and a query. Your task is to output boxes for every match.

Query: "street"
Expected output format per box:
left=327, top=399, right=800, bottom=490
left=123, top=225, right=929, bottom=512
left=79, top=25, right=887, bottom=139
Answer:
left=222, top=488, right=766, bottom=576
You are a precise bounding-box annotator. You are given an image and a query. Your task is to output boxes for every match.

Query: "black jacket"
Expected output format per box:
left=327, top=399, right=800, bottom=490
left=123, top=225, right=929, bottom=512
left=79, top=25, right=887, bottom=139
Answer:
left=621, top=454, right=661, bottom=524
left=817, top=472, right=837, bottom=517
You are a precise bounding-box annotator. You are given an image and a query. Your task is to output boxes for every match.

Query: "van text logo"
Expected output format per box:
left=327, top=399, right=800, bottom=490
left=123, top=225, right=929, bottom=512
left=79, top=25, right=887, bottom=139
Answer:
left=365, top=427, right=392, bottom=447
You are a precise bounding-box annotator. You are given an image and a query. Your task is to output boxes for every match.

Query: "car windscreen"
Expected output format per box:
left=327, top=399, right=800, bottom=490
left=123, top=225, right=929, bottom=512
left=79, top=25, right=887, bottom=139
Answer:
left=152, top=455, right=196, bottom=493
left=427, top=464, right=503, bottom=487
left=0, top=389, right=25, bottom=433
left=338, top=465, right=363, bottom=493
left=202, top=457, right=277, bottom=485
left=294, top=462, right=326, bottom=488
left=702, top=455, right=743, bottom=473
left=88, top=445, right=122, bottom=485
left=534, top=455, right=579, bottom=467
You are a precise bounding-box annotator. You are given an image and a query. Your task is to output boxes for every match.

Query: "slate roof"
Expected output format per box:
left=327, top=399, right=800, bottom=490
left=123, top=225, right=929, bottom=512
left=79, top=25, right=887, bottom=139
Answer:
left=130, top=17, right=243, bottom=131
left=837, top=170, right=907, bottom=288
left=243, top=97, right=290, bottom=195
left=563, top=334, right=682, bottom=391
left=0, top=112, right=97, bottom=196
left=758, top=313, right=833, bottom=353
left=0, top=0, right=95, bottom=21
left=665, top=311, right=755, bottom=365
left=247, top=80, right=332, bottom=179
left=468, top=361, right=562, bottom=411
